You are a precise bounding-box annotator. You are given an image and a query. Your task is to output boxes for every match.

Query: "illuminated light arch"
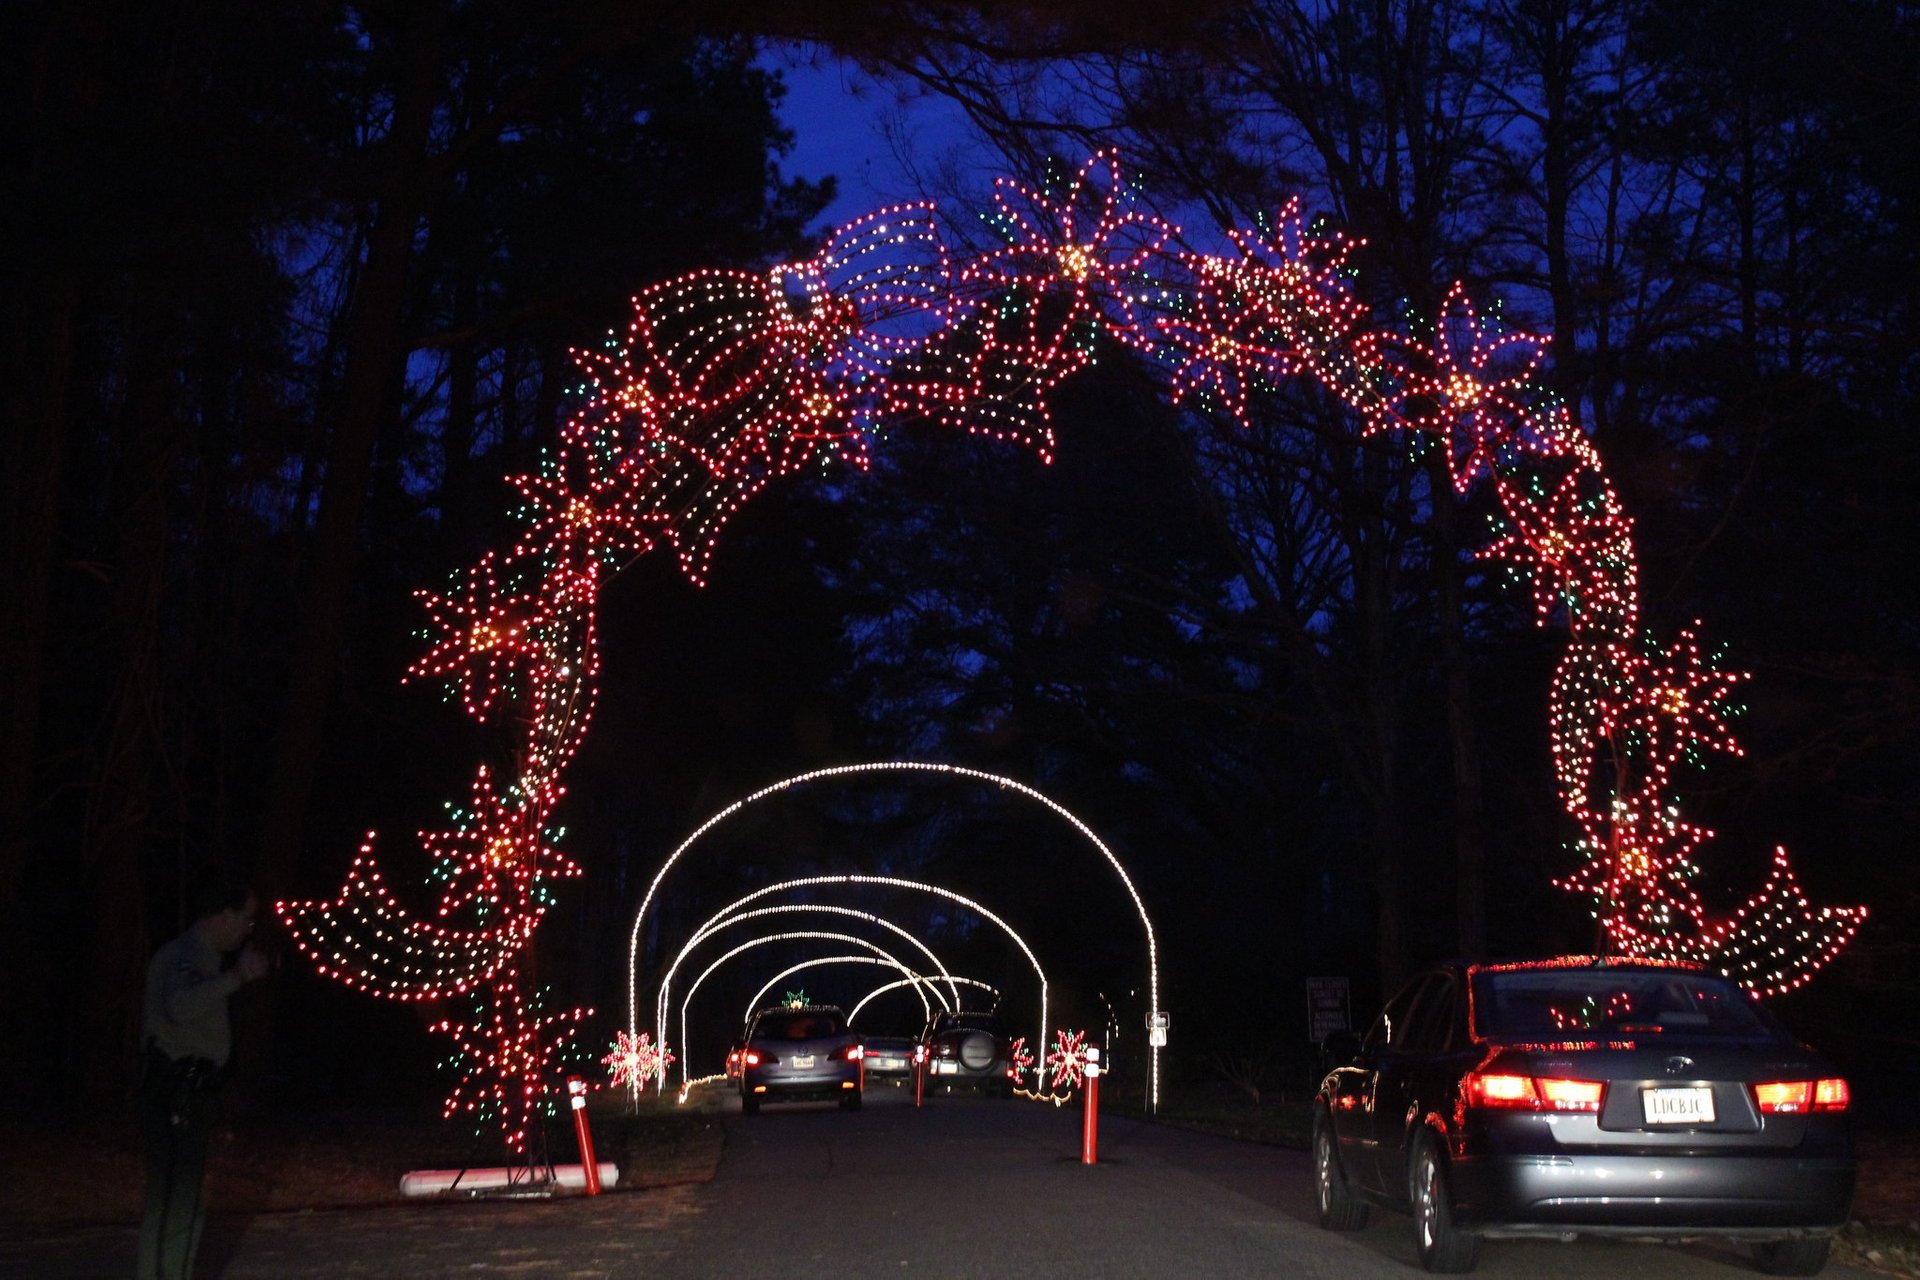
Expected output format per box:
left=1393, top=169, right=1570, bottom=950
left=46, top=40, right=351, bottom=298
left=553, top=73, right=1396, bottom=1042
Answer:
left=627, top=760, right=1161, bottom=1106
left=285, top=152, right=1865, bottom=1147
left=654, top=902, right=962, bottom=1074
left=675, top=931, right=939, bottom=1085
left=630, top=872, right=1050, bottom=1089
left=850, top=976, right=1000, bottom=1025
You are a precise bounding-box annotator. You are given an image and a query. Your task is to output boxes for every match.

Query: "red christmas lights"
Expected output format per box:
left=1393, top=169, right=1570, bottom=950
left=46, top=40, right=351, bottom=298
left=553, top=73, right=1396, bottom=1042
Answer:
left=280, top=151, right=1865, bottom=1149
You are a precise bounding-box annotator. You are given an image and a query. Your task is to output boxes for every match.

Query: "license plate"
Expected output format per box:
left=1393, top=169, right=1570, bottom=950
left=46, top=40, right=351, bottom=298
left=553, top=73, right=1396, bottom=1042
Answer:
left=1642, top=1086, right=1715, bottom=1124
left=792, top=1054, right=814, bottom=1069
left=875, top=1057, right=904, bottom=1070
left=933, top=1061, right=957, bottom=1075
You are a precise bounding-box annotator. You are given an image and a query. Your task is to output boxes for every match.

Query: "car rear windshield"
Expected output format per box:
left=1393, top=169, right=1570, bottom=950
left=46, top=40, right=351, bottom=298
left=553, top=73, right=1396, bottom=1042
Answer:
left=1472, top=967, right=1782, bottom=1041
left=754, top=1012, right=845, bottom=1041
left=934, top=1014, right=1004, bottom=1033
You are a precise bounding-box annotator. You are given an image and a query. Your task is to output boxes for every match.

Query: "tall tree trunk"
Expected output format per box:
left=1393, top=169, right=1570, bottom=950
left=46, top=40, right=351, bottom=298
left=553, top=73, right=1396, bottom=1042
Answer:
left=78, top=289, right=178, bottom=1106
left=255, top=0, right=449, bottom=899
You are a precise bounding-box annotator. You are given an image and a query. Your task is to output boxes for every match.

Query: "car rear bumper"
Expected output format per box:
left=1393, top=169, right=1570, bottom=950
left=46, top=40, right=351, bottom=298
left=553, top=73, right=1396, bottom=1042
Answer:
left=742, top=1067, right=861, bottom=1101
left=1452, top=1151, right=1855, bottom=1233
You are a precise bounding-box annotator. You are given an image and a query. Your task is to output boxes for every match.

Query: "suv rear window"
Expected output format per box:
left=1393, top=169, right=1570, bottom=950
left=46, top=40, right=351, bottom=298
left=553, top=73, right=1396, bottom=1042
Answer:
left=754, top=1011, right=846, bottom=1040
left=931, top=1013, right=1005, bottom=1033
left=1472, top=967, right=1781, bottom=1041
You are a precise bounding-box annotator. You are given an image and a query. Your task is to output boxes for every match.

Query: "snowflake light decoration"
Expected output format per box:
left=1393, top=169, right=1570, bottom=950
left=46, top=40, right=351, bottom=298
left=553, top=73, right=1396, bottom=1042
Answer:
left=604, top=1029, right=671, bottom=1091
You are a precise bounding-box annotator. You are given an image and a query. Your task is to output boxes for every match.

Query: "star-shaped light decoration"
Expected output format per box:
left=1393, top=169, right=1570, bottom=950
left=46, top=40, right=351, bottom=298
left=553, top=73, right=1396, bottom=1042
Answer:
left=783, top=990, right=807, bottom=1009
left=1045, top=1028, right=1092, bottom=1091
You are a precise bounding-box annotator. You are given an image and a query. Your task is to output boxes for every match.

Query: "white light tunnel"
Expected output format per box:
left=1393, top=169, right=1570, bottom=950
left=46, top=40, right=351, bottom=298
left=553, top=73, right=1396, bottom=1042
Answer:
left=628, top=762, right=1157, bottom=1106
left=641, top=873, right=1051, bottom=1094
left=849, top=976, right=999, bottom=1025
left=673, top=931, right=940, bottom=1086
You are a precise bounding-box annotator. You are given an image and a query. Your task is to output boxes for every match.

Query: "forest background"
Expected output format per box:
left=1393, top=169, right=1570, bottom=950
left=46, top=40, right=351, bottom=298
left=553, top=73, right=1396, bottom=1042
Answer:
left=4, top=0, right=1916, bottom=1120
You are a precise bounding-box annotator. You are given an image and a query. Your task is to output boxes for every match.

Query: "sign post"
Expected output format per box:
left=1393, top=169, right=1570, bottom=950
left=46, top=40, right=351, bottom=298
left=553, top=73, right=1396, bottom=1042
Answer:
left=1306, top=977, right=1351, bottom=1044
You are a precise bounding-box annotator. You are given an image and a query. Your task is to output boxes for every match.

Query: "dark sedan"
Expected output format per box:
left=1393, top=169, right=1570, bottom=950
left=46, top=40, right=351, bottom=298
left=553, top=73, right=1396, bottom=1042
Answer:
left=1313, top=956, right=1854, bottom=1275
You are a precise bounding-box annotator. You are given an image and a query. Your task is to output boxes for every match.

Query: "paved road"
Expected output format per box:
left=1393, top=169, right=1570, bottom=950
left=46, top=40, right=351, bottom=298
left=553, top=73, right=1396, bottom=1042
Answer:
left=1, top=1088, right=1877, bottom=1278
left=655, top=1089, right=1872, bottom=1278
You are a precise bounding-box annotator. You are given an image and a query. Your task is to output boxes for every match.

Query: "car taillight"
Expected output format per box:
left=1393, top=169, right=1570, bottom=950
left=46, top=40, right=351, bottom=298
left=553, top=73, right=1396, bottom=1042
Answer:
left=1754, top=1078, right=1849, bottom=1114
left=743, top=1049, right=776, bottom=1067
left=1464, top=1071, right=1605, bottom=1112
left=845, top=1045, right=863, bottom=1061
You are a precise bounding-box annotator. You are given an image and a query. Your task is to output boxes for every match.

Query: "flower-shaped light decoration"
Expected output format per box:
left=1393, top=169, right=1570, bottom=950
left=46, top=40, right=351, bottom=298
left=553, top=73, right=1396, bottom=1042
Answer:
left=968, top=151, right=1181, bottom=359
left=507, top=442, right=670, bottom=574
left=1045, top=1028, right=1092, bottom=1091
left=430, top=973, right=592, bottom=1153
left=1372, top=284, right=1563, bottom=493
left=1215, top=201, right=1374, bottom=406
left=1155, top=267, right=1303, bottom=424
left=1596, top=625, right=1748, bottom=793
left=419, top=763, right=579, bottom=921
left=405, top=553, right=539, bottom=723
left=783, top=990, right=808, bottom=1009
left=1008, top=1035, right=1035, bottom=1080
left=1482, top=465, right=1639, bottom=635
left=604, top=1029, right=672, bottom=1091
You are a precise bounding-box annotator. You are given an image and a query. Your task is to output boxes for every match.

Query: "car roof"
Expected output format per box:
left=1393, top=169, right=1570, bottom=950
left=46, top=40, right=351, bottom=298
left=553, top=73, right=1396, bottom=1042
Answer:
left=1468, top=954, right=1711, bottom=977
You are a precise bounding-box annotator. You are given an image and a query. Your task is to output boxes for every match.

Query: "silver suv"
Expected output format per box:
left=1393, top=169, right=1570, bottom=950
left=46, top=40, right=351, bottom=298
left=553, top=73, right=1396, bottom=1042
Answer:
left=738, top=1005, right=864, bottom=1114
left=921, top=1011, right=1016, bottom=1099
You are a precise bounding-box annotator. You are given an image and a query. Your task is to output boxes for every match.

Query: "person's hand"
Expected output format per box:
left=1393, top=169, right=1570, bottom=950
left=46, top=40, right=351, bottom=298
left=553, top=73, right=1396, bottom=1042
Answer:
left=236, top=944, right=272, bottom=983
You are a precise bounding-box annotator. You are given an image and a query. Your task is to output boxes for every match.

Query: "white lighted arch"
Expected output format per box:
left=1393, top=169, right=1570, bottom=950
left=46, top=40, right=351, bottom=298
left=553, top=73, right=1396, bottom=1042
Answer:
left=654, top=903, right=959, bottom=1071
left=627, top=761, right=1162, bottom=1107
left=673, top=931, right=938, bottom=1086
left=742, top=958, right=945, bottom=1028
left=639, top=873, right=1049, bottom=1069
left=849, top=976, right=1000, bottom=1025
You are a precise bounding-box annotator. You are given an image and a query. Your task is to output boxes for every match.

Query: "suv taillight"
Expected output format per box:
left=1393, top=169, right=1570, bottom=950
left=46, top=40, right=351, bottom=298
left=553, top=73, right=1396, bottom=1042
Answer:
left=1753, top=1078, right=1849, bottom=1114
left=844, top=1045, right=864, bottom=1061
left=743, top=1049, right=776, bottom=1067
left=1464, top=1071, right=1605, bottom=1112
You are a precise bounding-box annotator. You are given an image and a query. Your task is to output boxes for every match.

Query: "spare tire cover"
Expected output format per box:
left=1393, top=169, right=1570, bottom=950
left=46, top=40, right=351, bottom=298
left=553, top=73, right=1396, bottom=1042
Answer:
left=958, top=1031, right=996, bottom=1070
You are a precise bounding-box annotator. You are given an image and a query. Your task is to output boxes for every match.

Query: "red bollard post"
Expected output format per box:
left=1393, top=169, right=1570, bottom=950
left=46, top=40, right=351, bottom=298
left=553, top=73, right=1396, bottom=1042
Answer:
left=567, top=1076, right=602, bottom=1195
left=913, top=1043, right=927, bottom=1108
left=1081, top=1048, right=1101, bottom=1165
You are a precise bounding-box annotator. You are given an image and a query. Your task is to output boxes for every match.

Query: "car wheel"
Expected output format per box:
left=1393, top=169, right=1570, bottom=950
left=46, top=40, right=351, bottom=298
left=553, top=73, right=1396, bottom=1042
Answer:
left=1313, top=1116, right=1368, bottom=1231
left=840, top=1090, right=862, bottom=1111
left=740, top=1092, right=759, bottom=1116
left=1753, top=1237, right=1832, bottom=1276
left=1411, top=1136, right=1480, bottom=1274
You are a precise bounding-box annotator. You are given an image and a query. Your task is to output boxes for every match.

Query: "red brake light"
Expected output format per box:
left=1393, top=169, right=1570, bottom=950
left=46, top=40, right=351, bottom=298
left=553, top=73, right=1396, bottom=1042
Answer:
left=1465, top=1071, right=1604, bottom=1112
left=845, top=1045, right=863, bottom=1061
left=743, top=1049, right=772, bottom=1067
left=1755, top=1079, right=1849, bottom=1114
left=1754, top=1080, right=1810, bottom=1113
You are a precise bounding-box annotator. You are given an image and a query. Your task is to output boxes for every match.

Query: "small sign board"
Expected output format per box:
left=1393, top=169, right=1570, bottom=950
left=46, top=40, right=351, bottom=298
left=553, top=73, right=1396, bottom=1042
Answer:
left=1146, top=1010, right=1169, bottom=1047
left=1306, top=977, right=1351, bottom=1043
